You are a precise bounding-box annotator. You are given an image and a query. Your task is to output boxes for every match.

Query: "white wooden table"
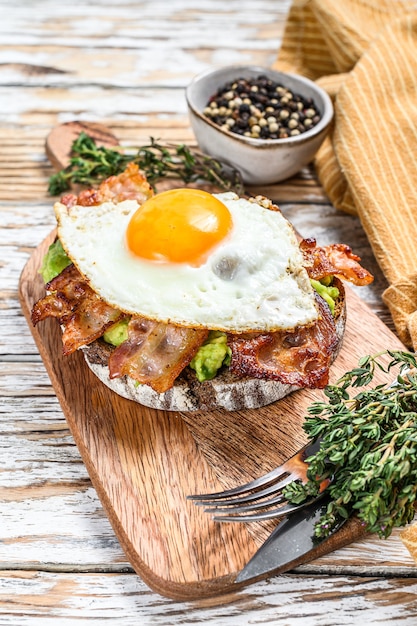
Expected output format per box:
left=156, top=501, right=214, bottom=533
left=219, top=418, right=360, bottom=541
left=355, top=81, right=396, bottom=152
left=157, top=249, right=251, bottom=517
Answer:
left=2, top=1, right=417, bottom=624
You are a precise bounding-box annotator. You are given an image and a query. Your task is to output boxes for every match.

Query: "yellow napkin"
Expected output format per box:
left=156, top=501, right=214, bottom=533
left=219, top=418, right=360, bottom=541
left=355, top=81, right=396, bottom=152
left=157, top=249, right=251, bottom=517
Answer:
left=273, top=0, right=417, bottom=349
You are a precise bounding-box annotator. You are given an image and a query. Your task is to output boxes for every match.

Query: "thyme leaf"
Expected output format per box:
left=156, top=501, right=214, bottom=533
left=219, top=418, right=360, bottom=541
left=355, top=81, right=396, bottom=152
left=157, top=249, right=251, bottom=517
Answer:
left=283, top=350, right=417, bottom=539
left=48, top=132, right=244, bottom=196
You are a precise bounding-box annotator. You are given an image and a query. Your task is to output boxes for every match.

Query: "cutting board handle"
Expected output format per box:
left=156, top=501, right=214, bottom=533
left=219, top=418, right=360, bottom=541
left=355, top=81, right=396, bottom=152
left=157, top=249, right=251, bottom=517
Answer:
left=45, top=121, right=119, bottom=172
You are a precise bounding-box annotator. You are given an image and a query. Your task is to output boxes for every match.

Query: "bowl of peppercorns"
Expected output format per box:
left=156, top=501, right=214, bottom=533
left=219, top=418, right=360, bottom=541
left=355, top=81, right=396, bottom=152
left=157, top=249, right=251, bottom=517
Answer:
left=185, top=65, right=333, bottom=185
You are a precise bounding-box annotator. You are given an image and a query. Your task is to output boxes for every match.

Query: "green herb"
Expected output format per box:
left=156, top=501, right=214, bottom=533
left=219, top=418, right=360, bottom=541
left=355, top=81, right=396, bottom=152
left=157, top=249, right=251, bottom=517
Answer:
left=283, top=350, right=417, bottom=539
left=48, top=132, right=244, bottom=196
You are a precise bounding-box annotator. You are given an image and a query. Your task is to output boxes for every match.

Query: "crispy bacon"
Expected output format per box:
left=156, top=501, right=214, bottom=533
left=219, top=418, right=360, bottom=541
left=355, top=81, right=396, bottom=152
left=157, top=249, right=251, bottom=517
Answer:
left=228, top=296, right=338, bottom=389
left=60, top=294, right=123, bottom=356
left=61, top=162, right=153, bottom=208
left=31, top=264, right=87, bottom=324
left=108, top=317, right=208, bottom=394
left=300, top=238, right=373, bottom=286
left=31, top=264, right=123, bottom=355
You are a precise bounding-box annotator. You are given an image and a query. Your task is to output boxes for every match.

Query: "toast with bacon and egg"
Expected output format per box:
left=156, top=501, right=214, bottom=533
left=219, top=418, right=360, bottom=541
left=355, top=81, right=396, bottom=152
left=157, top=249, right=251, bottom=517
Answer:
left=31, top=164, right=373, bottom=411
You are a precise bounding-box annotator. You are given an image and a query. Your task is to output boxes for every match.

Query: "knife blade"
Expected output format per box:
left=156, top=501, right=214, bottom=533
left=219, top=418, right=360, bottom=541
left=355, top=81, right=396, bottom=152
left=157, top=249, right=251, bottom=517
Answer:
left=235, top=494, right=346, bottom=583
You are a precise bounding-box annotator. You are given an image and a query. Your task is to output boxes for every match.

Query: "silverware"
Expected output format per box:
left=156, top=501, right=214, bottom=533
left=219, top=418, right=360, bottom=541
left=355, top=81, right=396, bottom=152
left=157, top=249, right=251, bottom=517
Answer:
left=188, top=438, right=329, bottom=522
left=189, top=373, right=409, bottom=525
left=235, top=493, right=347, bottom=583
left=188, top=441, right=343, bottom=582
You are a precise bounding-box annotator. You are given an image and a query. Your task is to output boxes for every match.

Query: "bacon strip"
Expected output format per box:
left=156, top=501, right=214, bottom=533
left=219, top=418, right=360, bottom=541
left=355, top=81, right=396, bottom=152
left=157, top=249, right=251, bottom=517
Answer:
left=300, top=238, right=374, bottom=286
left=109, top=317, right=208, bottom=394
left=31, top=264, right=88, bottom=324
left=31, top=264, right=123, bottom=355
left=228, top=296, right=338, bottom=389
left=61, top=162, right=153, bottom=208
left=60, top=295, right=123, bottom=356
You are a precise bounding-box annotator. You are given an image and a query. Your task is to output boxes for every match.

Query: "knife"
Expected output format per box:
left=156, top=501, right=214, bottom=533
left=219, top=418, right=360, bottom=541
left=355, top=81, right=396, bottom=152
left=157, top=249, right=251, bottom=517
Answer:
left=235, top=494, right=348, bottom=583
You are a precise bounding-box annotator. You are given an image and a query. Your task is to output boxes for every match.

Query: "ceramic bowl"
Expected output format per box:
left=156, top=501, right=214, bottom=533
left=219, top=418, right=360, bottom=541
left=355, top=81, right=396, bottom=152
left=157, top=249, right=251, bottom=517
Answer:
left=185, top=65, right=333, bottom=186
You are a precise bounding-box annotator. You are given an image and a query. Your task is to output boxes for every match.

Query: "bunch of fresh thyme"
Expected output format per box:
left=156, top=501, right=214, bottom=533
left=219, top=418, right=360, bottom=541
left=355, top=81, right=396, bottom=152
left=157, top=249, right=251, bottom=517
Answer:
left=283, top=350, right=417, bottom=539
left=48, top=132, right=244, bottom=196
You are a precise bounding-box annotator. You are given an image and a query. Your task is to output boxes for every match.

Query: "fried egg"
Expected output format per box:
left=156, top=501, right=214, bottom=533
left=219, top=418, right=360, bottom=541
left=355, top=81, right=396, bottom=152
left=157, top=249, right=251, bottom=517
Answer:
left=54, top=189, right=318, bottom=332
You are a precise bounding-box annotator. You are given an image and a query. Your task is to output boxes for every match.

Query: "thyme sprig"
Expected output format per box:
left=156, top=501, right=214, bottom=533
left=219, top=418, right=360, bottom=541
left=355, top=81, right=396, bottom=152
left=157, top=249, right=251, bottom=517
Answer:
left=48, top=132, right=244, bottom=196
left=283, top=350, right=417, bottom=539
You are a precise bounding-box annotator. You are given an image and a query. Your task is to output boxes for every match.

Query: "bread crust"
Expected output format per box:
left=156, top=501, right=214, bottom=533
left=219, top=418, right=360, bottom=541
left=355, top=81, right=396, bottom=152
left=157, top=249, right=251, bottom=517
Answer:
left=81, top=280, right=346, bottom=412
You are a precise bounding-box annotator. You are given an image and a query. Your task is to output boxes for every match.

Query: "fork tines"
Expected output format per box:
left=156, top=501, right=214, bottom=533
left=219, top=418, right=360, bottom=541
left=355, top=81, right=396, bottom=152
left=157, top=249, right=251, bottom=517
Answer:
left=187, top=439, right=323, bottom=522
left=187, top=470, right=315, bottom=522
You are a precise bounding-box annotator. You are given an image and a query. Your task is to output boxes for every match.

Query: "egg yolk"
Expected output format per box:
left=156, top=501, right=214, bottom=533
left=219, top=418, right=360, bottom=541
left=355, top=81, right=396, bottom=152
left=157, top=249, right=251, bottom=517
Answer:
left=126, top=188, right=233, bottom=265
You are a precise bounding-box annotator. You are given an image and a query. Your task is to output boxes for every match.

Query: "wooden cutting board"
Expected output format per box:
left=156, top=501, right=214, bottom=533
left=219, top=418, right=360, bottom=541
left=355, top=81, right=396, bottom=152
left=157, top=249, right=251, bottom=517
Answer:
left=19, top=233, right=406, bottom=600
left=18, top=122, right=406, bottom=600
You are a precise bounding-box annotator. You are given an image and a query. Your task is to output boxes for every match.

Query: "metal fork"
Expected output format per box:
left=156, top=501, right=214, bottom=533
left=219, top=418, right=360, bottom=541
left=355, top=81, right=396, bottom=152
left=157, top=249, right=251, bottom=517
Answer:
left=187, top=438, right=330, bottom=522
left=189, top=371, right=411, bottom=523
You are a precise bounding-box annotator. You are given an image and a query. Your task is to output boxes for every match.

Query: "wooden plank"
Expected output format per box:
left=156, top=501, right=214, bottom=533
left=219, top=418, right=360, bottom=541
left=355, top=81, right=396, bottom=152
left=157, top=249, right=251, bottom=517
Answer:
left=0, top=126, right=328, bottom=203
left=0, top=1, right=290, bottom=51
left=0, top=48, right=285, bottom=87
left=1, top=570, right=417, bottom=624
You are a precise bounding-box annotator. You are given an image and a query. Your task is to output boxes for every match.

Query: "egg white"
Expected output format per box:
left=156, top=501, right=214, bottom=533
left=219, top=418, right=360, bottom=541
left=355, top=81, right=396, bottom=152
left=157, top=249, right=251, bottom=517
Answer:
left=54, top=192, right=318, bottom=332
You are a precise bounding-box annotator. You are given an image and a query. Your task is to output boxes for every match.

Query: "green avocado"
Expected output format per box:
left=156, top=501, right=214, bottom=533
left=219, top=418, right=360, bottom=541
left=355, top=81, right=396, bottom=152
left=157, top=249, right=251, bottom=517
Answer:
left=103, top=318, right=130, bottom=346
left=310, top=277, right=340, bottom=314
left=190, top=331, right=232, bottom=382
left=40, top=239, right=71, bottom=283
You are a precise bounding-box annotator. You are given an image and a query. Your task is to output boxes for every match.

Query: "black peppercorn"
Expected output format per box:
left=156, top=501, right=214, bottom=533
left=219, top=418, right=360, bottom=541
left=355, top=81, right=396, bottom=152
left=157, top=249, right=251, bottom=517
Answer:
left=203, top=75, right=322, bottom=140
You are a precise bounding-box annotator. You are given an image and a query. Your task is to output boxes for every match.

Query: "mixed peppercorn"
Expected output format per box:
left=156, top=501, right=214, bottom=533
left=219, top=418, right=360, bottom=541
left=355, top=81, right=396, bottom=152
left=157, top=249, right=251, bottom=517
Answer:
left=203, top=75, right=322, bottom=140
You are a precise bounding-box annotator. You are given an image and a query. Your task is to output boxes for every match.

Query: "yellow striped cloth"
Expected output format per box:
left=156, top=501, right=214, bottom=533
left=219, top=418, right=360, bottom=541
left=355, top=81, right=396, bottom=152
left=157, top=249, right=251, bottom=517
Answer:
left=273, top=0, right=417, bottom=350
